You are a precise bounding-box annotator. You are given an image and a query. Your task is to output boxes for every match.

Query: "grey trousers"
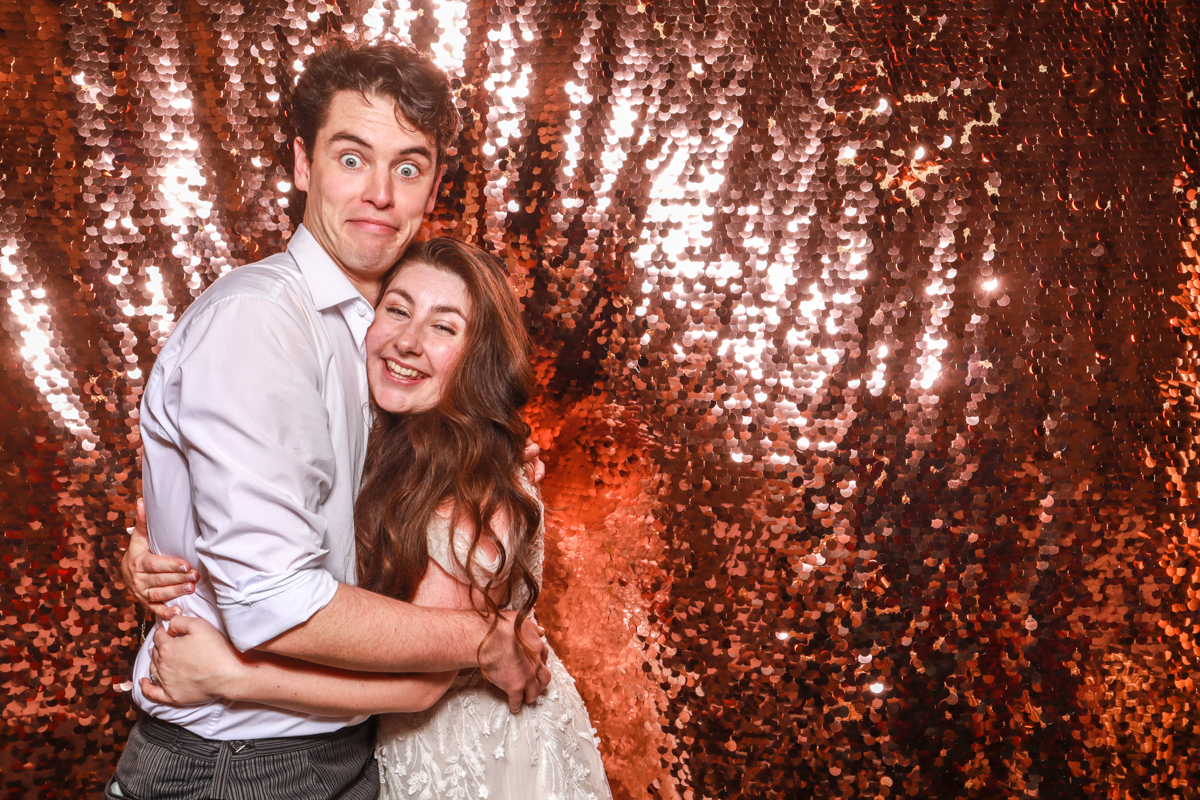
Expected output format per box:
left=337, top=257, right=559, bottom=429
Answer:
left=105, top=714, right=379, bottom=800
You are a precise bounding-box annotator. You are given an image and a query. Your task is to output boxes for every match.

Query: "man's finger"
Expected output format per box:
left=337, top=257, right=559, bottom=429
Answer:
left=524, top=676, right=539, bottom=707
left=507, top=689, right=523, bottom=715
left=536, top=664, right=551, bottom=692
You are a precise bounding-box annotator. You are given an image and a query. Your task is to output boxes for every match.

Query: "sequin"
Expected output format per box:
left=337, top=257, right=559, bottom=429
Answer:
left=3, top=2, right=1200, bottom=797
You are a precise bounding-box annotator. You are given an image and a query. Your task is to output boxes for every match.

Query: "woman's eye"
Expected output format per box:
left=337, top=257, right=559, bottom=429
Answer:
left=340, top=154, right=362, bottom=169
left=387, top=305, right=409, bottom=317
left=435, top=323, right=456, bottom=334
left=398, top=163, right=419, bottom=178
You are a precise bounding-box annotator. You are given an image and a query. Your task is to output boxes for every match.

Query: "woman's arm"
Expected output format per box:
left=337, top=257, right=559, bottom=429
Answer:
left=411, top=549, right=495, bottom=610
left=127, top=443, right=539, bottom=618
left=143, top=560, right=477, bottom=716
left=140, top=495, right=534, bottom=716
left=141, top=616, right=455, bottom=715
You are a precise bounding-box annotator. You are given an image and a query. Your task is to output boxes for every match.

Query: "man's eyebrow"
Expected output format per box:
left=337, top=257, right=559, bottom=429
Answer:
left=326, top=134, right=434, bottom=163
left=386, top=287, right=466, bottom=319
left=327, top=132, right=372, bottom=150
left=395, top=144, right=435, bottom=162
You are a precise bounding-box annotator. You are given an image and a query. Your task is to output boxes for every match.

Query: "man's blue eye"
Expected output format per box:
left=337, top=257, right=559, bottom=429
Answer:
left=341, top=154, right=362, bottom=168
left=398, top=164, right=418, bottom=178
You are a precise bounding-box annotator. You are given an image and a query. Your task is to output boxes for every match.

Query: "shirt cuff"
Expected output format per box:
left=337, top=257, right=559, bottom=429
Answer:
left=218, top=568, right=340, bottom=652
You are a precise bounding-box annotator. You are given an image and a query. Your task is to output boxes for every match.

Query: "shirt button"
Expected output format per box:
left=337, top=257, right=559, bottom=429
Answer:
left=357, top=303, right=369, bottom=318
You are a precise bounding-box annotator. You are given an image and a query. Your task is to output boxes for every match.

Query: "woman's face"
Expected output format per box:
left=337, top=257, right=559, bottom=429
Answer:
left=366, top=262, right=472, bottom=415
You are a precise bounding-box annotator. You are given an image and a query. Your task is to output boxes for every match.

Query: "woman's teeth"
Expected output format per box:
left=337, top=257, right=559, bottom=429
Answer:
left=385, top=360, right=426, bottom=379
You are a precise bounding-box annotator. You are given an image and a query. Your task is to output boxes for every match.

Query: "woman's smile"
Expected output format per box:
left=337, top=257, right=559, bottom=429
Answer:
left=365, top=262, right=471, bottom=415
left=382, top=358, right=429, bottom=381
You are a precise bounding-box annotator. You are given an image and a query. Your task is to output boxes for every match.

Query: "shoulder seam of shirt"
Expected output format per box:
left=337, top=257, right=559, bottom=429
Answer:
left=182, top=271, right=314, bottom=323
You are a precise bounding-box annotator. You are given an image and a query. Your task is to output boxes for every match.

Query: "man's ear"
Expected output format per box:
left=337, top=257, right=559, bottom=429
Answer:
left=293, top=136, right=311, bottom=193
left=424, top=164, right=446, bottom=215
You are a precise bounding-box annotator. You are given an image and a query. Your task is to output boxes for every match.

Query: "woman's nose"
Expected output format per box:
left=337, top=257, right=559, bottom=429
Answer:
left=394, top=325, right=422, bottom=354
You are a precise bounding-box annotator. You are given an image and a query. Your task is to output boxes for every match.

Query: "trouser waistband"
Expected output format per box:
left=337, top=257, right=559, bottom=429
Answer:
left=137, top=712, right=372, bottom=759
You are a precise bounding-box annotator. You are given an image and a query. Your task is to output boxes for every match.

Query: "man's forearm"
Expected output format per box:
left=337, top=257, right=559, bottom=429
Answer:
left=254, top=582, right=490, bottom=673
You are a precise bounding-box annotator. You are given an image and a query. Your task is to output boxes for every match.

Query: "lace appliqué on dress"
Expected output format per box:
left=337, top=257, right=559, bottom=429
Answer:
left=376, top=651, right=609, bottom=800
left=376, top=478, right=609, bottom=800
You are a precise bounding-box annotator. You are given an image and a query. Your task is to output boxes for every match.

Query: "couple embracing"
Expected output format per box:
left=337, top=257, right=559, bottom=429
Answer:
left=109, top=39, right=611, bottom=800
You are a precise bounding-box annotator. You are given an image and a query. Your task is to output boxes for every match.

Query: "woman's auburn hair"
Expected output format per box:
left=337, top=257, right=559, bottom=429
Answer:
left=354, top=238, right=540, bottom=658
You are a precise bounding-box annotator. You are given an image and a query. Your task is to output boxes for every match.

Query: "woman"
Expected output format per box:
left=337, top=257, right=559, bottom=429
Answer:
left=133, top=238, right=612, bottom=800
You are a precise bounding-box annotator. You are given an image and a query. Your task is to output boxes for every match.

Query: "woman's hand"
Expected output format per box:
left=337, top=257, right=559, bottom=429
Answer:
left=141, top=616, right=249, bottom=706
left=122, top=499, right=196, bottom=618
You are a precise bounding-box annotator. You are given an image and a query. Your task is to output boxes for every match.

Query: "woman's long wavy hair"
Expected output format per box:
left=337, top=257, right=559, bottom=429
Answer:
left=354, top=238, right=540, bottom=660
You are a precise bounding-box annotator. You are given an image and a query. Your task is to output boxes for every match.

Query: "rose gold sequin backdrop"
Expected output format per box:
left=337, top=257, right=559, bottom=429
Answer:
left=2, top=0, right=1200, bottom=797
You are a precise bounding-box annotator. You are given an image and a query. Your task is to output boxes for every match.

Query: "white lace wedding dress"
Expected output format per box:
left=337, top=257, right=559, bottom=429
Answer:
left=375, top=501, right=613, bottom=800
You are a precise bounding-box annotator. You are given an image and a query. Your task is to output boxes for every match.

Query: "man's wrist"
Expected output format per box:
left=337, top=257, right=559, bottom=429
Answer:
left=435, top=607, right=494, bottom=671
left=473, top=613, right=512, bottom=673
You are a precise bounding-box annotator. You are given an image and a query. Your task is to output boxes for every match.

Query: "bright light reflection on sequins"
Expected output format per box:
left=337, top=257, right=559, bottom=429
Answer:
left=1, top=244, right=96, bottom=443
left=481, top=19, right=535, bottom=242
left=632, top=122, right=733, bottom=309
left=593, top=95, right=641, bottom=217
left=150, top=56, right=237, bottom=301
left=361, top=0, right=467, bottom=73
left=560, top=78, right=592, bottom=181
left=6, top=3, right=1197, bottom=796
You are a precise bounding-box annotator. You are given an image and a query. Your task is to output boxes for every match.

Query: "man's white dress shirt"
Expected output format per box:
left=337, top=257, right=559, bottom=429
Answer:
left=132, top=225, right=376, bottom=739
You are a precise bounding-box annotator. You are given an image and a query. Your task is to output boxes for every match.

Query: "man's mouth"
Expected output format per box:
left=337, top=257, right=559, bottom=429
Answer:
left=384, top=358, right=428, bottom=380
left=350, top=218, right=397, bottom=232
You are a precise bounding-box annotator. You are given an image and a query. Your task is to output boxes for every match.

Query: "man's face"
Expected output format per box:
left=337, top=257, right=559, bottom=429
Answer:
left=294, top=90, right=444, bottom=303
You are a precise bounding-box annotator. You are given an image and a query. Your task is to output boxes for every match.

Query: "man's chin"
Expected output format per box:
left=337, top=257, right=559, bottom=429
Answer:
left=344, top=247, right=404, bottom=275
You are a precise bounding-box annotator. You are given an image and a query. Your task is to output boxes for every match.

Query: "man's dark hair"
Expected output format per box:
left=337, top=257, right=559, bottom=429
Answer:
left=288, top=39, right=460, bottom=166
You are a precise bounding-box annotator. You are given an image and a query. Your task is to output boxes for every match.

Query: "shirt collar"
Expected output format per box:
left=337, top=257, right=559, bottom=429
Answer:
left=287, top=224, right=376, bottom=349
left=287, top=224, right=365, bottom=313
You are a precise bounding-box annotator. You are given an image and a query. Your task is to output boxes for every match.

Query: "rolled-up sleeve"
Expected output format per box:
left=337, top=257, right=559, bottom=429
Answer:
left=166, top=293, right=340, bottom=652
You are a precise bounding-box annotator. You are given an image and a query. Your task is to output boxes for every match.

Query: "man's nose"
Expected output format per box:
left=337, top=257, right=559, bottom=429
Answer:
left=362, top=167, right=394, bottom=208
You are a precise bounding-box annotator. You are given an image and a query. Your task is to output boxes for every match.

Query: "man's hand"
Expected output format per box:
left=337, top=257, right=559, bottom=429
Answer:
left=479, top=611, right=550, bottom=713
left=122, top=499, right=196, bottom=618
left=522, top=439, right=546, bottom=484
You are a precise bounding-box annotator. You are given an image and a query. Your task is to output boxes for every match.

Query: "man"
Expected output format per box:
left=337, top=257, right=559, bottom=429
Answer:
left=110, top=40, right=548, bottom=800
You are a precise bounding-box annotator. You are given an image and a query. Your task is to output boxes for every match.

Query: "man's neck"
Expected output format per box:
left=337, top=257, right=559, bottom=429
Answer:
left=344, top=273, right=381, bottom=307
left=299, top=221, right=382, bottom=306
